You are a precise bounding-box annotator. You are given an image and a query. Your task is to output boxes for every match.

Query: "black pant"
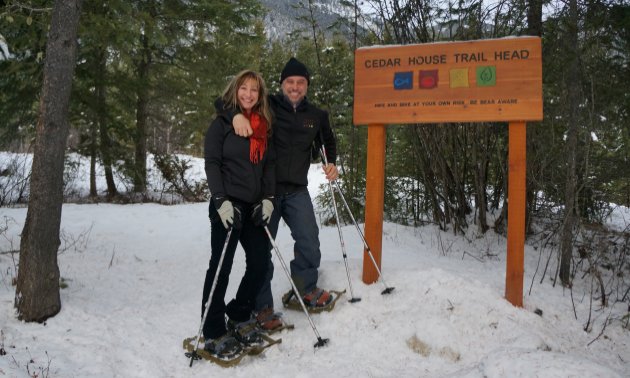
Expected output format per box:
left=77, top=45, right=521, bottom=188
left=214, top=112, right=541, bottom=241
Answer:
left=201, top=202, right=270, bottom=340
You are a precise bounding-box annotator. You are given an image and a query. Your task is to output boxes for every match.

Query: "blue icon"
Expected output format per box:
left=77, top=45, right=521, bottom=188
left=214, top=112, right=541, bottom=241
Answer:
left=393, top=71, right=413, bottom=90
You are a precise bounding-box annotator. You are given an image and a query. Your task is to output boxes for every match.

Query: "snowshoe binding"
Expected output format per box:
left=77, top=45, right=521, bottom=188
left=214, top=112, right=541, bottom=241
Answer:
left=205, top=334, right=242, bottom=358
left=282, top=288, right=346, bottom=313
left=255, top=307, right=294, bottom=335
left=228, top=318, right=263, bottom=347
left=228, top=318, right=283, bottom=355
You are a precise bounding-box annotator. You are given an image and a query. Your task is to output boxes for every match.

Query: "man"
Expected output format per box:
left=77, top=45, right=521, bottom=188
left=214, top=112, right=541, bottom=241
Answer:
left=229, top=58, right=339, bottom=331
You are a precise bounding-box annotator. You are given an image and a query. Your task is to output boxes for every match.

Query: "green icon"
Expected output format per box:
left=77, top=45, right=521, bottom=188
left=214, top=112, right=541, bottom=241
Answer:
left=476, top=66, right=496, bottom=87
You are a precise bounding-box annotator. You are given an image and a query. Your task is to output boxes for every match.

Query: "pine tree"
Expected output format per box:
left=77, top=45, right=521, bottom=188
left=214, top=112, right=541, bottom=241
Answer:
left=0, top=1, right=50, bottom=150
left=16, top=0, right=83, bottom=322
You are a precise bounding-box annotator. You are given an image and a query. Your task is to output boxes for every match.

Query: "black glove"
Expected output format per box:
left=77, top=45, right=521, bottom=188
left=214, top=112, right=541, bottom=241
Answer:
left=251, top=198, right=274, bottom=227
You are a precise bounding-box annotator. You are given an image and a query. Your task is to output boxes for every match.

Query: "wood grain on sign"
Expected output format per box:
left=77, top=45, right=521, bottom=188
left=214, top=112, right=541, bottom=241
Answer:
left=353, top=37, right=542, bottom=124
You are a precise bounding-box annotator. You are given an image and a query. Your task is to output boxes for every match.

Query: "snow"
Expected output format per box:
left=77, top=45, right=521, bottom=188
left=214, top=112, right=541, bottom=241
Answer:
left=1, top=159, right=629, bottom=377
left=0, top=35, right=9, bottom=59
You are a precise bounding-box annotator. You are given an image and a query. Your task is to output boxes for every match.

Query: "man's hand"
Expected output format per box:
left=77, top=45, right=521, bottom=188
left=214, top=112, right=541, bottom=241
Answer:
left=233, top=114, right=253, bottom=137
left=323, top=163, right=339, bottom=181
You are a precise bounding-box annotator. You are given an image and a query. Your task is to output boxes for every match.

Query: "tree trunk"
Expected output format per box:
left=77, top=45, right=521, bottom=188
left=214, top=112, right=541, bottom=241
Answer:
left=15, top=0, right=83, bottom=322
left=559, top=0, right=581, bottom=286
left=412, top=125, right=446, bottom=229
left=493, top=143, right=509, bottom=234
left=134, top=32, right=151, bottom=194
left=526, top=0, right=544, bottom=236
left=527, top=0, right=543, bottom=36
left=89, top=123, right=97, bottom=198
left=89, top=98, right=97, bottom=198
left=472, top=126, right=490, bottom=234
left=95, top=47, right=117, bottom=198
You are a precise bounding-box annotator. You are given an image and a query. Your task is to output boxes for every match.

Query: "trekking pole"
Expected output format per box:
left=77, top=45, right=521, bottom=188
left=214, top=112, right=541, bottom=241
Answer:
left=188, top=227, right=233, bottom=367
left=326, top=163, right=361, bottom=303
left=319, top=145, right=361, bottom=303
left=264, top=226, right=329, bottom=348
left=331, top=179, right=395, bottom=295
left=317, top=140, right=394, bottom=295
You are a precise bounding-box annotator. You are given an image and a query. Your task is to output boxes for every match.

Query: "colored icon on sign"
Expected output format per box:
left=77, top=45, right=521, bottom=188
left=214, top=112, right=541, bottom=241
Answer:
left=476, top=66, right=496, bottom=86
left=449, top=68, right=469, bottom=88
left=419, top=70, right=438, bottom=89
left=393, top=71, right=413, bottom=90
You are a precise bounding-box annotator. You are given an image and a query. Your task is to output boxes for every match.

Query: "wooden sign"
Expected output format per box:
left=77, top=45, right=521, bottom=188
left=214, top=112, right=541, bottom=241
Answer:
left=354, top=37, right=542, bottom=124
left=355, top=37, right=542, bottom=307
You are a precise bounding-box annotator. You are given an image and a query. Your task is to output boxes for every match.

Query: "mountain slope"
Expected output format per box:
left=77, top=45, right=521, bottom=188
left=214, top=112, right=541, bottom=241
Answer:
left=261, top=0, right=357, bottom=40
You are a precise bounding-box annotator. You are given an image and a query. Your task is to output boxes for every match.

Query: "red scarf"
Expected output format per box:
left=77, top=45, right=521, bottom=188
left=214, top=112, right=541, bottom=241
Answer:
left=244, top=112, right=268, bottom=164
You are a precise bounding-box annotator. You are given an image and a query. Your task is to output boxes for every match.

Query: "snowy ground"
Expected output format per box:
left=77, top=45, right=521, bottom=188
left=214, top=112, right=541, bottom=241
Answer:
left=1, top=162, right=629, bottom=377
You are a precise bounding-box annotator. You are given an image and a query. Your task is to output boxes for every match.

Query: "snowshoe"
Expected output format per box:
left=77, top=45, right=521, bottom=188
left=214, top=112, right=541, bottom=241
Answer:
left=282, top=288, right=346, bottom=313
left=183, top=334, right=282, bottom=366
left=183, top=334, right=246, bottom=368
left=255, top=307, right=295, bottom=335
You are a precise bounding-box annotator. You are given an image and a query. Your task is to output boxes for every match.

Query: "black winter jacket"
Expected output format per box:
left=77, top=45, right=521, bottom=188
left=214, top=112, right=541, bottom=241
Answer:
left=269, top=94, right=336, bottom=194
left=213, top=94, right=337, bottom=195
left=204, top=112, right=275, bottom=204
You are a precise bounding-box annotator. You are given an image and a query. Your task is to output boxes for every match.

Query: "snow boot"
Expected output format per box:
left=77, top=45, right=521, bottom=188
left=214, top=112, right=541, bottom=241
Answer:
left=302, top=287, right=333, bottom=308
left=255, top=307, right=294, bottom=334
left=282, top=288, right=346, bottom=313
left=256, top=307, right=283, bottom=331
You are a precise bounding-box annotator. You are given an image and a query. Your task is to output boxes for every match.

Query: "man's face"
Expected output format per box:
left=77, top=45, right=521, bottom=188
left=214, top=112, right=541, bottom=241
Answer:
left=281, top=76, right=308, bottom=106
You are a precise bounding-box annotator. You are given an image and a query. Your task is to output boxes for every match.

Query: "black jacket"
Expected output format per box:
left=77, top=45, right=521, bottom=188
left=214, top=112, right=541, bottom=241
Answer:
left=213, top=94, right=337, bottom=195
left=269, top=94, right=336, bottom=194
left=204, top=112, right=275, bottom=204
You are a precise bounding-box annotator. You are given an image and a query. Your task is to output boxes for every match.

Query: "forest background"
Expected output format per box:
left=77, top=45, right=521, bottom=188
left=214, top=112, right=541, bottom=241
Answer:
left=1, top=0, right=629, bottom=323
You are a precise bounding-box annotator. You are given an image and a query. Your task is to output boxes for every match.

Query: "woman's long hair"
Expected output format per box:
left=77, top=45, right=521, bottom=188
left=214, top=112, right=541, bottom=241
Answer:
left=221, top=70, right=273, bottom=134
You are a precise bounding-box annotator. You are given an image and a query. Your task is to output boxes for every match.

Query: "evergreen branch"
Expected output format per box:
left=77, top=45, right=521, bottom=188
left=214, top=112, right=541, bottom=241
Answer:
left=6, top=2, right=52, bottom=13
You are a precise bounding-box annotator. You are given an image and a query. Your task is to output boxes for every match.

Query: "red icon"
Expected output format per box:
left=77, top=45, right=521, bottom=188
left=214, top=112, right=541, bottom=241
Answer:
left=419, top=70, right=438, bottom=89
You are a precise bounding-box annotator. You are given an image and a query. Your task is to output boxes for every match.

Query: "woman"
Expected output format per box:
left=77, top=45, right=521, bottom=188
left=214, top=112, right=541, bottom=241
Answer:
left=201, top=70, right=275, bottom=359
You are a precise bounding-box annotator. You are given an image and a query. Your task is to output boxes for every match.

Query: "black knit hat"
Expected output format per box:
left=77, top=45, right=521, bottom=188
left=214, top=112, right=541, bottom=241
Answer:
left=280, top=57, right=310, bottom=84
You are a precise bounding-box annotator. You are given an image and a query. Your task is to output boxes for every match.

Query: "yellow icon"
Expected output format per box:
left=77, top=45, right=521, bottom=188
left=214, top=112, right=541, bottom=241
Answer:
left=449, top=68, right=469, bottom=88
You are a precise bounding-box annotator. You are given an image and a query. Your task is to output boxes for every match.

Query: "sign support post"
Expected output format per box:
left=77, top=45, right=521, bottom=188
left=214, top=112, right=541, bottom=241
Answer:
left=505, top=121, right=526, bottom=306
left=362, top=124, right=386, bottom=283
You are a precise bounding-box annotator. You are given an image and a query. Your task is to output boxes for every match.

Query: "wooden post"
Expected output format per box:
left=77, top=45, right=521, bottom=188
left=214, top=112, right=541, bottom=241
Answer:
left=363, top=124, right=386, bottom=284
left=505, top=121, right=527, bottom=307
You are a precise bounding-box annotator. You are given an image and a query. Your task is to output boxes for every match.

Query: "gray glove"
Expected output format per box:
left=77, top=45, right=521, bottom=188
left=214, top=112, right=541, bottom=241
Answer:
left=261, top=199, right=274, bottom=224
left=251, top=198, right=274, bottom=227
left=216, top=200, right=234, bottom=229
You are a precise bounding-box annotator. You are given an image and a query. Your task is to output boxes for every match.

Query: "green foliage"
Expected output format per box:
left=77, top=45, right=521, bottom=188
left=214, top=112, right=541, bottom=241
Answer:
left=537, top=2, right=630, bottom=223
left=153, top=153, right=208, bottom=202
left=583, top=3, right=630, bottom=208
left=1, top=0, right=629, bottom=226
left=1, top=0, right=267, bottom=153
left=0, top=1, right=50, bottom=149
